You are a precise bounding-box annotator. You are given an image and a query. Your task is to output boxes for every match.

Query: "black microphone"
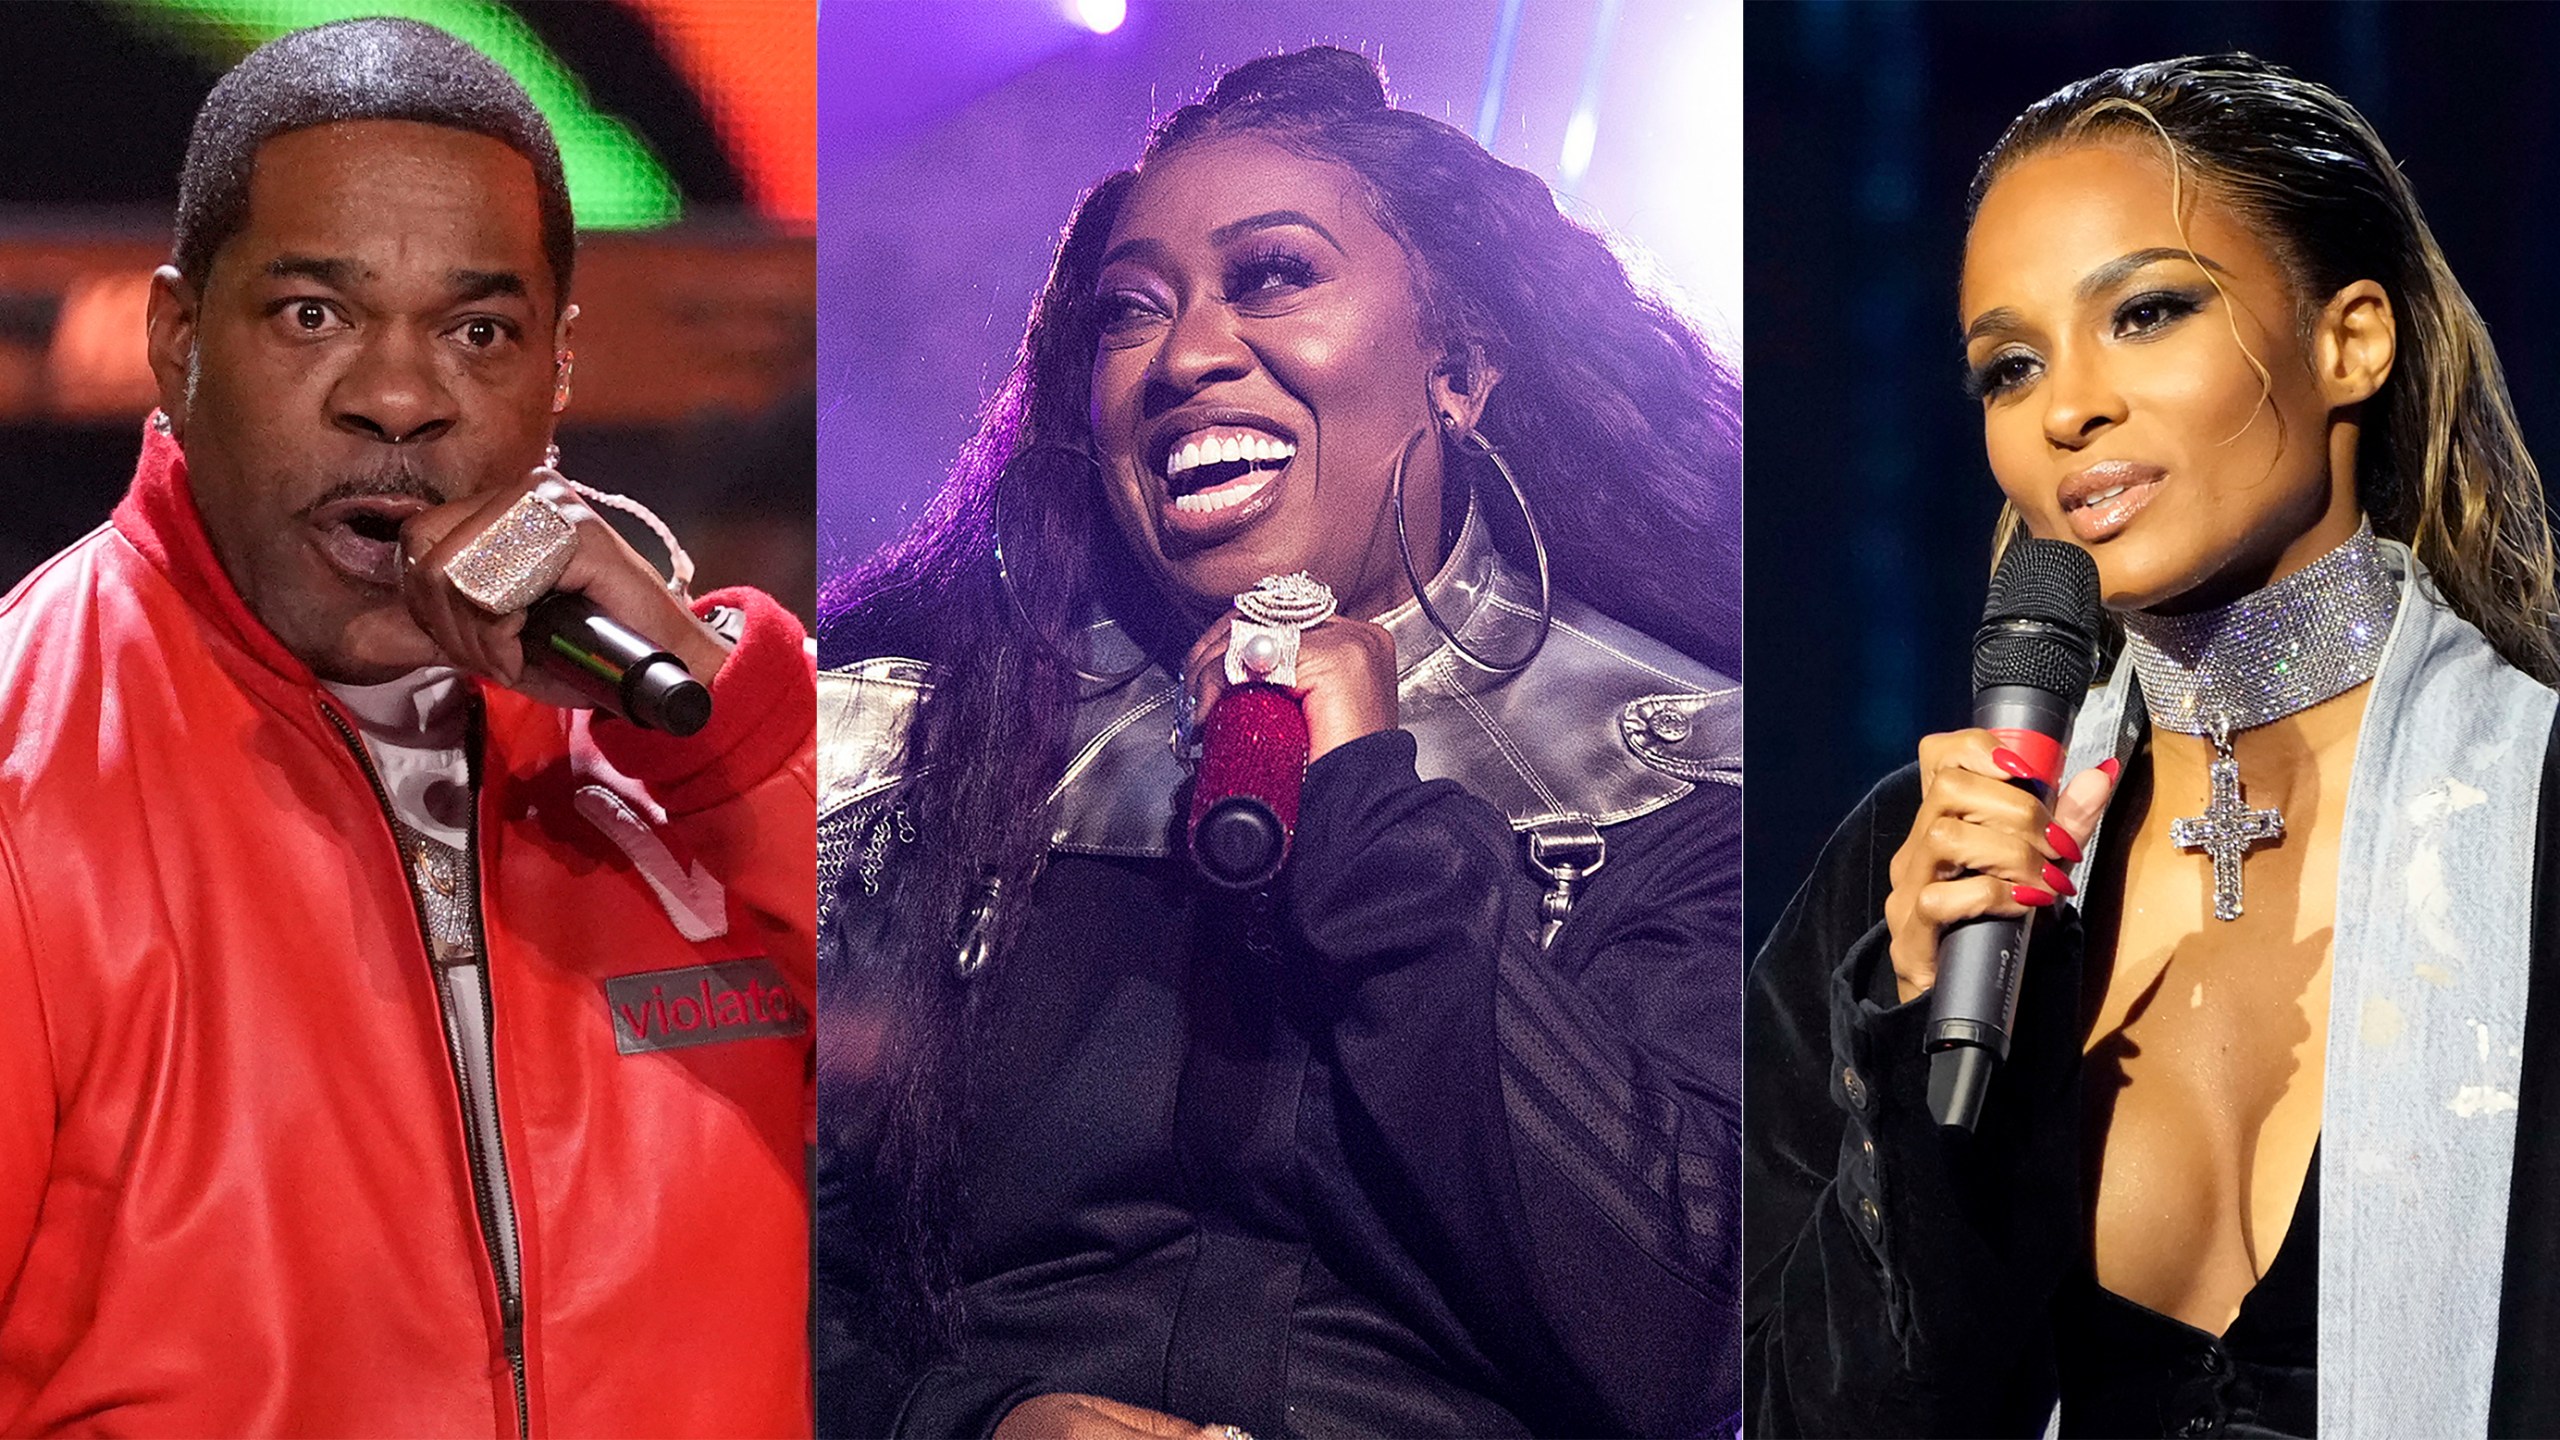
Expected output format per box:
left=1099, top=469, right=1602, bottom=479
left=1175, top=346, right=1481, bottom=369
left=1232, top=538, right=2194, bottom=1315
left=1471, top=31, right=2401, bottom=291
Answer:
left=521, top=593, right=712, bottom=737
left=1925, top=536, right=2101, bottom=1131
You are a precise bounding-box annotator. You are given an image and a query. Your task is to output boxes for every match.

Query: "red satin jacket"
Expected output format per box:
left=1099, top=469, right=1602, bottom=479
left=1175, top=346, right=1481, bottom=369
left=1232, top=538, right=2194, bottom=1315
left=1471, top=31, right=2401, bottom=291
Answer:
left=0, top=428, right=815, bottom=1436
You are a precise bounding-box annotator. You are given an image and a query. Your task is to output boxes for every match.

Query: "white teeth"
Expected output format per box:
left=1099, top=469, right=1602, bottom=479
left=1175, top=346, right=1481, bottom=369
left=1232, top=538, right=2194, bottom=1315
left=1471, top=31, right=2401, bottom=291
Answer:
left=1171, top=470, right=1274, bottom=513
left=2091, top=484, right=2127, bottom=504
left=1162, top=429, right=1297, bottom=479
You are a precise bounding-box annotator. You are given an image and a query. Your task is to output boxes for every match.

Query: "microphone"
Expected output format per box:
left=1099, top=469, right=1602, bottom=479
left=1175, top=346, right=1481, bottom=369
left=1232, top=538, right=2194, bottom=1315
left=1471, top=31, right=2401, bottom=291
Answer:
left=1925, top=536, right=2101, bottom=1131
left=1187, top=683, right=1309, bottom=889
left=521, top=593, right=712, bottom=737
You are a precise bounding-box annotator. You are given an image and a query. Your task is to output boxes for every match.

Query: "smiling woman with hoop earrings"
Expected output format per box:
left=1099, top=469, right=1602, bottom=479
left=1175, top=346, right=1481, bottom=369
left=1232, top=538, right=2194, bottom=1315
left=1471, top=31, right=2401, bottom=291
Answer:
left=813, top=45, right=1742, bottom=1440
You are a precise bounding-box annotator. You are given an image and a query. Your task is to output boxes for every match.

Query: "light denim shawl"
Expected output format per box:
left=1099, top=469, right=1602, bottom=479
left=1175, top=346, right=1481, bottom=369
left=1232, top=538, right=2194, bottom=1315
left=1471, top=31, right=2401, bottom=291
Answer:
left=2056, top=541, right=2553, bottom=1437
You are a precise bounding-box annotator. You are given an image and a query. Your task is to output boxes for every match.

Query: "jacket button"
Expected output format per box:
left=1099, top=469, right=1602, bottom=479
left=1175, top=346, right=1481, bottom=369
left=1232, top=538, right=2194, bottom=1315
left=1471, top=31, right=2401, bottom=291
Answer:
left=1860, top=1136, right=1878, bottom=1176
left=1842, top=1065, right=1871, bottom=1111
left=1857, top=1195, right=1881, bottom=1239
left=1647, top=709, right=1691, bottom=744
left=2178, top=1412, right=2218, bottom=1436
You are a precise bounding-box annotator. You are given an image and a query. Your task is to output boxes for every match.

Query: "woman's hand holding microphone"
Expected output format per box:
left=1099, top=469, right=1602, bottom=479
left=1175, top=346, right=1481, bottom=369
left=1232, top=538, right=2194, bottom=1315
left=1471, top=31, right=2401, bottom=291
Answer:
left=1882, top=729, right=2120, bottom=1006
left=1180, top=611, right=1398, bottom=761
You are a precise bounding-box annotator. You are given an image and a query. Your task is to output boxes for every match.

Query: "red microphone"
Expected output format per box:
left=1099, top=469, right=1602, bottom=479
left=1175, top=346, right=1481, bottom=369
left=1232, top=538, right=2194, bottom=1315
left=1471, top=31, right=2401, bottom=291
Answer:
left=1187, top=683, right=1309, bottom=889
left=1188, top=572, right=1336, bottom=890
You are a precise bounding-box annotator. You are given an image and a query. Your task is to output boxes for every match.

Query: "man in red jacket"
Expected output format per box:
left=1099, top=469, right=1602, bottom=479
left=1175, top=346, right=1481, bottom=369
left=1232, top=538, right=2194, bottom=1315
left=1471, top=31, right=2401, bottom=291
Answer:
left=0, top=19, right=813, bottom=1435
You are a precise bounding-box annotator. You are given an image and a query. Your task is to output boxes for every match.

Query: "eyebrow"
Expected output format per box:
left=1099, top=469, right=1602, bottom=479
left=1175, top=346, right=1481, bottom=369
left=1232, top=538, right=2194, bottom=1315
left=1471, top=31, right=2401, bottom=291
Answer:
left=1208, top=209, right=1344, bottom=254
left=264, top=254, right=360, bottom=287
left=1961, top=246, right=2232, bottom=345
left=2077, top=246, right=2230, bottom=301
left=1098, top=209, right=1349, bottom=272
left=260, top=256, right=531, bottom=307
left=449, top=268, right=531, bottom=305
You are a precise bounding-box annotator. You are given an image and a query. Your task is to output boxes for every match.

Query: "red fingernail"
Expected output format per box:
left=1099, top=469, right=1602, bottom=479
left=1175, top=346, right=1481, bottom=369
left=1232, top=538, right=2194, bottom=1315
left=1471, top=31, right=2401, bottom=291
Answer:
left=2098, top=758, right=2122, bottom=781
left=2013, top=884, right=2056, bottom=907
left=2045, top=823, right=2083, bottom=864
left=2041, top=861, right=2076, bottom=897
left=1993, top=747, right=2035, bottom=780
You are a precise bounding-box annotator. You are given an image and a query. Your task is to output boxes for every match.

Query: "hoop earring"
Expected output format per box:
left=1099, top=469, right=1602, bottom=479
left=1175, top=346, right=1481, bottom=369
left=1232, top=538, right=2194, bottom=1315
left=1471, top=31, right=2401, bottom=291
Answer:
left=991, top=484, right=1149, bottom=690
left=1391, top=421, right=1552, bottom=675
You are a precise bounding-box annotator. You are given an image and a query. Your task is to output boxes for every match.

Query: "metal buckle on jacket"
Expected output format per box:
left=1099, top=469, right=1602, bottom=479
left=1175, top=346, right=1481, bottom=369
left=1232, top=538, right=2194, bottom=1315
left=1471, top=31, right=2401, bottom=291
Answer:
left=1526, top=818, right=1606, bottom=948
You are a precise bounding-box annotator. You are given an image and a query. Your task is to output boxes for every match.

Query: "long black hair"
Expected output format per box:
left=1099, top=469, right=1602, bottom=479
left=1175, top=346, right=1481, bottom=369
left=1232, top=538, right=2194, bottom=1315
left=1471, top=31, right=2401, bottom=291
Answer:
left=819, top=45, right=1740, bottom=1359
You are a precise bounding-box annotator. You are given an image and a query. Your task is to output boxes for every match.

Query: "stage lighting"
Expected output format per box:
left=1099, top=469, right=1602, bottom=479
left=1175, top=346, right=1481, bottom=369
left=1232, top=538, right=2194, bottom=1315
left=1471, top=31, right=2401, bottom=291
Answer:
left=1074, top=0, right=1126, bottom=35
left=1559, top=108, right=1599, bottom=186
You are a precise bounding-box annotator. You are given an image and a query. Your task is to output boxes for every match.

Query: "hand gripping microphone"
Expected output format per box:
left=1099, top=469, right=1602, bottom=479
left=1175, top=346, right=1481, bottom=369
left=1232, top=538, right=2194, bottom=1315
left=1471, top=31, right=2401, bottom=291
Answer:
left=1188, top=573, right=1333, bottom=890
left=521, top=593, right=713, bottom=737
left=1187, top=684, right=1310, bottom=890
left=1925, top=536, right=2101, bottom=1131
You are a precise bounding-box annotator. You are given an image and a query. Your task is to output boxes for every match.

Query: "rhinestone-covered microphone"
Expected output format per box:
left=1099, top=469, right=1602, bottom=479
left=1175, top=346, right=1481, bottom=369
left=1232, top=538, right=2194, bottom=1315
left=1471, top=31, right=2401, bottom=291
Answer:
left=1187, top=574, right=1334, bottom=889
left=1188, top=685, right=1309, bottom=889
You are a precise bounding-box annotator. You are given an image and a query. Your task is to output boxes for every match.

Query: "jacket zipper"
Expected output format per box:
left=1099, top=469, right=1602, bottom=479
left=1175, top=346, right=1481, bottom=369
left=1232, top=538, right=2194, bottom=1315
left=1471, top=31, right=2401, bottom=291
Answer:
left=322, top=699, right=530, bottom=1438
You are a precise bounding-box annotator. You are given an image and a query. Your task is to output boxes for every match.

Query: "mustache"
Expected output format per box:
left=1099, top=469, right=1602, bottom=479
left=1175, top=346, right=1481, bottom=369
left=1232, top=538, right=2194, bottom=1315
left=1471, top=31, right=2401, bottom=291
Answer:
left=298, top=458, right=455, bottom=517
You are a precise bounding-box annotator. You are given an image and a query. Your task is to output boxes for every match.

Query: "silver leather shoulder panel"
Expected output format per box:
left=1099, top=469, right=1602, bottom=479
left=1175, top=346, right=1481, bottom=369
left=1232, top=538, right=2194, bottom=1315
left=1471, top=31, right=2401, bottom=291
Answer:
left=1045, top=676, right=1188, bottom=857
left=1039, top=591, right=1740, bottom=857
left=817, top=657, right=931, bottom=822
left=820, top=506, right=1743, bottom=858
left=1620, top=689, right=1742, bottom=787
left=1402, top=591, right=1737, bottom=830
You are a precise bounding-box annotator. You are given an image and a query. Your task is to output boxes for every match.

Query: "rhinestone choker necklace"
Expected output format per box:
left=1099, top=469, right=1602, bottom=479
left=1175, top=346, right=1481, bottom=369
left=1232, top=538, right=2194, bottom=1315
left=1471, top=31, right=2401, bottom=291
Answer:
left=2119, top=520, right=2399, bottom=921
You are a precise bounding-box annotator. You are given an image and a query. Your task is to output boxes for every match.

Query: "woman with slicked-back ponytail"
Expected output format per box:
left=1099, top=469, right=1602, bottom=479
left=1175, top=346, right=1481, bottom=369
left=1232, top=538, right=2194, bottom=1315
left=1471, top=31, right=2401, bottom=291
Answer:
left=1748, top=54, right=2560, bottom=1438
left=819, top=46, right=1741, bottom=1439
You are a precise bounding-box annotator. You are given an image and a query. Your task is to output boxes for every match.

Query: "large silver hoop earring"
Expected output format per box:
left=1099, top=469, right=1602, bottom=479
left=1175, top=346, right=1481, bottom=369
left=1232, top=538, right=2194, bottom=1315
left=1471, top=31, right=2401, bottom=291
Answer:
left=1391, top=420, right=1552, bottom=675
left=991, top=484, right=1149, bottom=690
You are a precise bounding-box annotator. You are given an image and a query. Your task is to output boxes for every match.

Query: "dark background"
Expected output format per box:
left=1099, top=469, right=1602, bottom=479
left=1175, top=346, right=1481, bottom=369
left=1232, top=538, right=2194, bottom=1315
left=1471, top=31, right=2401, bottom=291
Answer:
left=1743, top=0, right=2560, bottom=952
left=0, top=0, right=815, bottom=616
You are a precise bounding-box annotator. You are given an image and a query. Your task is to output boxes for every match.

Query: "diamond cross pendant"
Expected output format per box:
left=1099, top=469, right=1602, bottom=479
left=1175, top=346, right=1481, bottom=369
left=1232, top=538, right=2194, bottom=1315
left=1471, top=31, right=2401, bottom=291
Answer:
left=2168, top=716, right=2284, bottom=921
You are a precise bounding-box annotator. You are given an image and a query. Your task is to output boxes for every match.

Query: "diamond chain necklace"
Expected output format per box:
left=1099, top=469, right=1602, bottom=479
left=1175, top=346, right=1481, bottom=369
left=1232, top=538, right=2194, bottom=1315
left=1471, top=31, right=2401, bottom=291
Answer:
left=2119, top=520, right=2398, bottom=920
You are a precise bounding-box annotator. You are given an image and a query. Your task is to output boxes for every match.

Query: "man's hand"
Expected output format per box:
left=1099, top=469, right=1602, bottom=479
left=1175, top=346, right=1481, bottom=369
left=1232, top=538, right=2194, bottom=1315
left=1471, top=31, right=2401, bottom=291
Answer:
left=399, top=471, right=730, bottom=709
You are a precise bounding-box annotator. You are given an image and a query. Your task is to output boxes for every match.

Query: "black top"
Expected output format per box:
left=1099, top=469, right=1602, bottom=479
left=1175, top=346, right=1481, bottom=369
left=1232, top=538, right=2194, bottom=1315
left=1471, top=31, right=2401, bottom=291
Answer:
left=2054, top=1148, right=2317, bottom=1438
left=821, top=729, right=1742, bottom=1438
left=1743, top=719, right=2560, bottom=1438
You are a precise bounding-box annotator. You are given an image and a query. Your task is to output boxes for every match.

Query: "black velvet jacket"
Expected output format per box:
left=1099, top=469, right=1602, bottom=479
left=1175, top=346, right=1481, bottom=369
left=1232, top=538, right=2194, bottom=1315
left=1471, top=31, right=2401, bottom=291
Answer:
left=826, top=731, right=1739, bottom=1437
left=819, top=535, right=1743, bottom=1439
left=1742, top=721, right=2560, bottom=1438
